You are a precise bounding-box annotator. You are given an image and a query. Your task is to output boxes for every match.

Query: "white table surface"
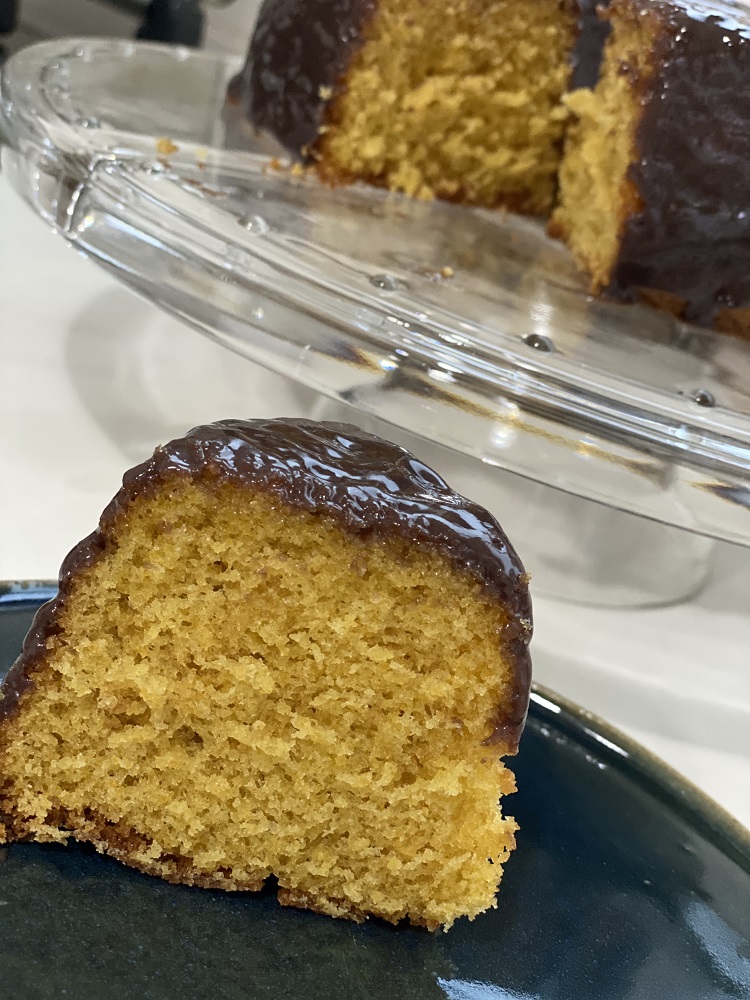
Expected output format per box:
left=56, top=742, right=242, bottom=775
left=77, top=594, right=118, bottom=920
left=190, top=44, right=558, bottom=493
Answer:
left=2, top=174, right=749, bottom=830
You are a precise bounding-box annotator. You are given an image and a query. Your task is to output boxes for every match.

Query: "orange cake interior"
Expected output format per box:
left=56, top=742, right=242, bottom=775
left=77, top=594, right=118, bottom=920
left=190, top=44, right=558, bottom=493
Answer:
left=314, top=0, right=578, bottom=213
left=0, top=476, right=522, bottom=930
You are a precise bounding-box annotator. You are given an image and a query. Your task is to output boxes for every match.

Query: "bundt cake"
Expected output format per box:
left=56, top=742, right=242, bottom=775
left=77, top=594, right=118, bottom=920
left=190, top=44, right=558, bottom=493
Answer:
left=0, top=418, right=532, bottom=930
left=233, top=0, right=750, bottom=337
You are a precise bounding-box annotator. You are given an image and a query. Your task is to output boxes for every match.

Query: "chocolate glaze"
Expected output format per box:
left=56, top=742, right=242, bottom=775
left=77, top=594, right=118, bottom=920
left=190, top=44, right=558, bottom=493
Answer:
left=0, top=419, right=532, bottom=752
left=607, top=0, right=750, bottom=324
left=230, top=0, right=376, bottom=154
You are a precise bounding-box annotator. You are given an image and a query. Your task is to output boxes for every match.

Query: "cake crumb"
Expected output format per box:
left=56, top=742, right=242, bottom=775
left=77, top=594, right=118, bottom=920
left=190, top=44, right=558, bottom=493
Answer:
left=304, top=0, right=576, bottom=214
left=156, top=138, right=179, bottom=156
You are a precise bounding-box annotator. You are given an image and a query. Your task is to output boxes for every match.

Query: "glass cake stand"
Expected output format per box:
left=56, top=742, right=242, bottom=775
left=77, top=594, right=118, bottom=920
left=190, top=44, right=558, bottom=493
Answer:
left=1, top=38, right=749, bottom=605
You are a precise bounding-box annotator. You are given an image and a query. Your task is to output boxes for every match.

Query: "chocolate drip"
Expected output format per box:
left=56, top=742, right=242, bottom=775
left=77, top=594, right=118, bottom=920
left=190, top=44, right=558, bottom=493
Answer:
left=229, top=0, right=376, bottom=154
left=1, top=419, right=532, bottom=751
left=608, top=0, right=750, bottom=324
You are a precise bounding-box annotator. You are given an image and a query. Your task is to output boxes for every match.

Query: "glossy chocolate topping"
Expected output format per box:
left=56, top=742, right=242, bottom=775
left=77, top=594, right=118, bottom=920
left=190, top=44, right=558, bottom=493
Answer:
left=230, top=0, right=376, bottom=154
left=608, top=0, right=750, bottom=323
left=1, top=419, right=532, bottom=751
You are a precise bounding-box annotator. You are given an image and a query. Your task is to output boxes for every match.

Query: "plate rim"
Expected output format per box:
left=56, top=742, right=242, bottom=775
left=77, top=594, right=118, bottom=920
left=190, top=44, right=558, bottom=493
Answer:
left=528, top=683, right=750, bottom=872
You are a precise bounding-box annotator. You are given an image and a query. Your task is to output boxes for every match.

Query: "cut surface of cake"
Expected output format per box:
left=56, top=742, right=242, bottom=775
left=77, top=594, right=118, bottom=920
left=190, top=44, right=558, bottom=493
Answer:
left=552, top=0, right=750, bottom=335
left=0, top=418, right=532, bottom=930
left=237, top=0, right=578, bottom=213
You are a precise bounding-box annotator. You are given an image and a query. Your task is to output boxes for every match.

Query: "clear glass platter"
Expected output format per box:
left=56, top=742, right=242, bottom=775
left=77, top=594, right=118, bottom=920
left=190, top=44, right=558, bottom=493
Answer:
left=1, top=38, right=749, bottom=547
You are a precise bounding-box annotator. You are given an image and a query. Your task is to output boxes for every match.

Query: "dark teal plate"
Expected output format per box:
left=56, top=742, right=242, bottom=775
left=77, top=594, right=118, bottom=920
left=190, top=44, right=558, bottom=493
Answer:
left=1, top=585, right=749, bottom=1000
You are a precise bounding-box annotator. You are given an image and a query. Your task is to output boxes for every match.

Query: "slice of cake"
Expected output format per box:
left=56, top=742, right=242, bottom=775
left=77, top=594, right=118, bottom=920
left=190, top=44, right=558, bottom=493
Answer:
left=234, top=0, right=578, bottom=213
left=551, top=0, right=750, bottom=336
left=0, top=418, right=531, bottom=930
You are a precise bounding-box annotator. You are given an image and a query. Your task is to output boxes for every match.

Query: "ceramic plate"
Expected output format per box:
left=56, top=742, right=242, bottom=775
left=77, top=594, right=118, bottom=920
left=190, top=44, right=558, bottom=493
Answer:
left=1, top=584, right=749, bottom=999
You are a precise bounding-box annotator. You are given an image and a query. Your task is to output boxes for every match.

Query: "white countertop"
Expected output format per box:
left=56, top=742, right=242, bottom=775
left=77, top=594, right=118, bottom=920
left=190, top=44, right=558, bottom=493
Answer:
left=2, top=174, right=749, bottom=830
